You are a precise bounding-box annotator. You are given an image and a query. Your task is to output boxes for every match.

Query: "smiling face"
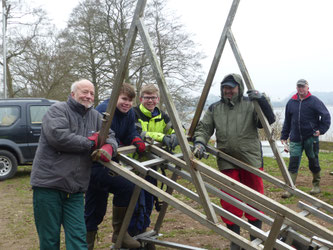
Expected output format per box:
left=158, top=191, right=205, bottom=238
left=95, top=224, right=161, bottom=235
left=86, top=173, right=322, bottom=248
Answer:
left=222, top=85, right=239, bottom=99
left=297, top=84, right=309, bottom=99
left=116, top=94, right=133, bottom=113
left=71, top=80, right=95, bottom=108
left=140, top=94, right=159, bottom=112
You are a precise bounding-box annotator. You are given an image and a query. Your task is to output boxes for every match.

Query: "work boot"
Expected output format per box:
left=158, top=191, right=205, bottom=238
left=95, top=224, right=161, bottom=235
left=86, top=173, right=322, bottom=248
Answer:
left=281, top=172, right=298, bottom=198
left=248, top=220, right=262, bottom=241
left=112, top=206, right=141, bottom=249
left=227, top=224, right=241, bottom=250
left=310, top=172, right=321, bottom=195
left=86, top=230, right=97, bottom=250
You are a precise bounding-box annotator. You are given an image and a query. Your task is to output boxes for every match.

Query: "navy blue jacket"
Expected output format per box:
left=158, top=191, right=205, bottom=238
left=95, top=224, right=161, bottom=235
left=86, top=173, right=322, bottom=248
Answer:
left=281, top=92, right=331, bottom=142
left=96, top=99, right=139, bottom=146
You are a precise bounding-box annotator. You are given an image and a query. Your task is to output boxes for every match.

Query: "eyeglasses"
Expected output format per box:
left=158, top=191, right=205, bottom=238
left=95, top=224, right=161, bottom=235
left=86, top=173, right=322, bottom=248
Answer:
left=142, top=96, right=158, bottom=101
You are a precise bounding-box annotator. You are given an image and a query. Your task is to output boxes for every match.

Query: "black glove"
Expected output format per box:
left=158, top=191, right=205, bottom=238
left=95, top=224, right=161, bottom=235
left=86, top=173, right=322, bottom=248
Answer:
left=170, top=133, right=179, bottom=150
left=162, top=135, right=171, bottom=150
left=247, top=89, right=262, bottom=100
left=193, top=142, right=206, bottom=159
left=162, top=135, right=173, bottom=151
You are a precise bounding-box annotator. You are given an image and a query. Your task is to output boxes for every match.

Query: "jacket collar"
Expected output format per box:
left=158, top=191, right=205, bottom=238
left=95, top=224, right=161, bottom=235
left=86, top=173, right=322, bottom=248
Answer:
left=139, top=104, right=160, bottom=118
left=291, top=91, right=312, bottom=101
left=67, top=95, right=92, bottom=115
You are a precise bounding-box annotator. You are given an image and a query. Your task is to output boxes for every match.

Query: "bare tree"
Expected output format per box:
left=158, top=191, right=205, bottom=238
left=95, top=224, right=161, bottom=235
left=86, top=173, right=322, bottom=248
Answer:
left=0, top=0, right=49, bottom=97
left=60, top=0, right=113, bottom=105
left=142, top=0, right=205, bottom=118
left=11, top=31, right=77, bottom=100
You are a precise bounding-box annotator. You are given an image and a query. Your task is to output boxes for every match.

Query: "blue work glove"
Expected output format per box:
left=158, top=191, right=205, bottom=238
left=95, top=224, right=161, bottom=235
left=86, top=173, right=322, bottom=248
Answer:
left=247, top=89, right=262, bottom=100
left=193, top=142, right=206, bottom=159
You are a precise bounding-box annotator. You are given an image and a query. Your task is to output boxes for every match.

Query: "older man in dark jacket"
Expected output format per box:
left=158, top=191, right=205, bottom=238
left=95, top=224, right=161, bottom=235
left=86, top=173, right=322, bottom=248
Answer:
left=30, top=79, right=117, bottom=250
left=281, top=79, right=331, bottom=198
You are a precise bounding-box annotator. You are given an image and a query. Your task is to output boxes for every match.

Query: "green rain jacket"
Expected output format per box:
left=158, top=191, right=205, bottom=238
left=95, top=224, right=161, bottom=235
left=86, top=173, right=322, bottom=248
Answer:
left=194, top=73, right=275, bottom=171
left=134, top=104, right=175, bottom=142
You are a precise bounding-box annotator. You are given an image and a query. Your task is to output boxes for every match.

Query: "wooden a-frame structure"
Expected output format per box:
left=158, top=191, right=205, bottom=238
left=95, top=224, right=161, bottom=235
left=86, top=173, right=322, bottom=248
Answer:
left=97, top=0, right=333, bottom=249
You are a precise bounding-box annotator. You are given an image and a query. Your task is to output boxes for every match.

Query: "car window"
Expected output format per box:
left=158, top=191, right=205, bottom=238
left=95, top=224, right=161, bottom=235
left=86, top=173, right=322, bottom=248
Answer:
left=0, top=106, right=20, bottom=126
left=30, top=105, right=50, bottom=124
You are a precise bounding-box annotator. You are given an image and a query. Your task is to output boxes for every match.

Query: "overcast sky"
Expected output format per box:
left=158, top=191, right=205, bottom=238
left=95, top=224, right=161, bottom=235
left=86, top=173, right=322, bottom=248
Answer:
left=35, top=0, right=333, bottom=101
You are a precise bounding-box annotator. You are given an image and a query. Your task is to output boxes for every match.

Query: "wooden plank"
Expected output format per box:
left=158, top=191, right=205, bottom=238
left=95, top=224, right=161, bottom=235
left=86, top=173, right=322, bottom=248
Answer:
left=171, top=160, right=320, bottom=242
left=148, top=145, right=333, bottom=241
left=298, top=202, right=333, bottom=225
left=226, top=28, right=293, bottom=187
left=166, top=163, right=273, bottom=225
left=193, top=161, right=333, bottom=241
left=153, top=170, right=179, bottom=233
left=188, top=0, right=241, bottom=137
left=136, top=17, right=218, bottom=224
left=97, top=0, right=147, bottom=147
left=101, top=159, right=260, bottom=250
left=206, top=145, right=333, bottom=214
left=118, top=153, right=306, bottom=250
left=139, top=237, right=207, bottom=250
left=112, top=154, right=294, bottom=249
left=114, top=185, right=142, bottom=249
left=264, top=214, right=285, bottom=250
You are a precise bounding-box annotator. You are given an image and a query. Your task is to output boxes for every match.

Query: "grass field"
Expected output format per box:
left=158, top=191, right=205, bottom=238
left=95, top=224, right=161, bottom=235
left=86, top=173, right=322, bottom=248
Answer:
left=0, top=142, right=332, bottom=249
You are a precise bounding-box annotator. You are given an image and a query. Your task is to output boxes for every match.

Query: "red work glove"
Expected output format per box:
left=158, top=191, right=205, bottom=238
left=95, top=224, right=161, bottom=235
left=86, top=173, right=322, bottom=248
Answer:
left=88, top=132, right=99, bottom=150
left=131, top=137, right=146, bottom=154
left=91, top=144, right=113, bottom=162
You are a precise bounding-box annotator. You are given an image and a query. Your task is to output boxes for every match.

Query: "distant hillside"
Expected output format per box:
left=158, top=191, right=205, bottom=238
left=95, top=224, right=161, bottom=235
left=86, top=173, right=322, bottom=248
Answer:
left=206, top=92, right=333, bottom=108
left=271, top=91, right=333, bottom=107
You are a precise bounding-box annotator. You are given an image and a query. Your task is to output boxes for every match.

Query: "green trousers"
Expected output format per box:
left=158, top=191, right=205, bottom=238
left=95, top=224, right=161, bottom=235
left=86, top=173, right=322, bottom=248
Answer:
left=33, top=187, right=87, bottom=250
left=288, top=136, right=320, bottom=174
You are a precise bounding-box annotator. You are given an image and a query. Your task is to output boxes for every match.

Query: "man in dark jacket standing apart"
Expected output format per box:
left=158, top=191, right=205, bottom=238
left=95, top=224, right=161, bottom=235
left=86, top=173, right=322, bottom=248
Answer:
left=281, top=79, right=331, bottom=198
left=30, top=79, right=118, bottom=250
left=85, top=83, right=144, bottom=249
left=193, top=73, right=275, bottom=250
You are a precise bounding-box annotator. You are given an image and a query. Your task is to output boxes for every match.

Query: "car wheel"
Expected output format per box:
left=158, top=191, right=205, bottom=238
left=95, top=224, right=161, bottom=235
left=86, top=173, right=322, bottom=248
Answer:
left=0, top=150, right=18, bottom=181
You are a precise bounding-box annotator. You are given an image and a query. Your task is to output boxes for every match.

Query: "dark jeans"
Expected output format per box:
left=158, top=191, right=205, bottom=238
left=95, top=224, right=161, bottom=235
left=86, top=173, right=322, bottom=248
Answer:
left=288, top=136, right=320, bottom=174
left=84, top=165, right=135, bottom=232
left=33, top=187, right=87, bottom=250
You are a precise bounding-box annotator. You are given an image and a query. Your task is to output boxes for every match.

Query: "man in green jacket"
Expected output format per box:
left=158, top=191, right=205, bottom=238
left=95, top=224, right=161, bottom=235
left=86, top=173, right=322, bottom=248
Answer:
left=193, top=73, right=275, bottom=250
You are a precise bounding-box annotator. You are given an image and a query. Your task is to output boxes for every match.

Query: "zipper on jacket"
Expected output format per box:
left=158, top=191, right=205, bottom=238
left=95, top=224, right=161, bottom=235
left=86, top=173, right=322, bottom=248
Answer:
left=298, top=100, right=303, bottom=141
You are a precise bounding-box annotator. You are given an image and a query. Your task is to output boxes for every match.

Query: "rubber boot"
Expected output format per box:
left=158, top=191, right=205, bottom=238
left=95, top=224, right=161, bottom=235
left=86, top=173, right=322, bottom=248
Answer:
left=310, top=172, right=321, bottom=195
left=112, top=206, right=141, bottom=249
left=330, top=171, right=333, bottom=176
left=227, top=224, right=241, bottom=250
left=281, top=172, right=298, bottom=198
left=248, top=220, right=262, bottom=241
left=86, top=230, right=97, bottom=250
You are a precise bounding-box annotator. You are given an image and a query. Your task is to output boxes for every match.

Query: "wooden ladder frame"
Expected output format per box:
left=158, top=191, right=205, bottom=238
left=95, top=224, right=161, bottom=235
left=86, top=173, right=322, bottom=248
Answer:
left=96, top=0, right=333, bottom=249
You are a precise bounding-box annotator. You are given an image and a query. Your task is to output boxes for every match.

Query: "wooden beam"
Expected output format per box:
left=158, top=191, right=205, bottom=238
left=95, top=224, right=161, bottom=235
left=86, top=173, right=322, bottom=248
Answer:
left=188, top=0, right=241, bottom=137
left=97, top=0, right=147, bottom=147
left=102, top=159, right=260, bottom=250
left=264, top=214, right=285, bottom=250
left=206, top=145, right=333, bottom=214
left=226, top=28, right=293, bottom=187
left=136, top=17, right=218, bottom=223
